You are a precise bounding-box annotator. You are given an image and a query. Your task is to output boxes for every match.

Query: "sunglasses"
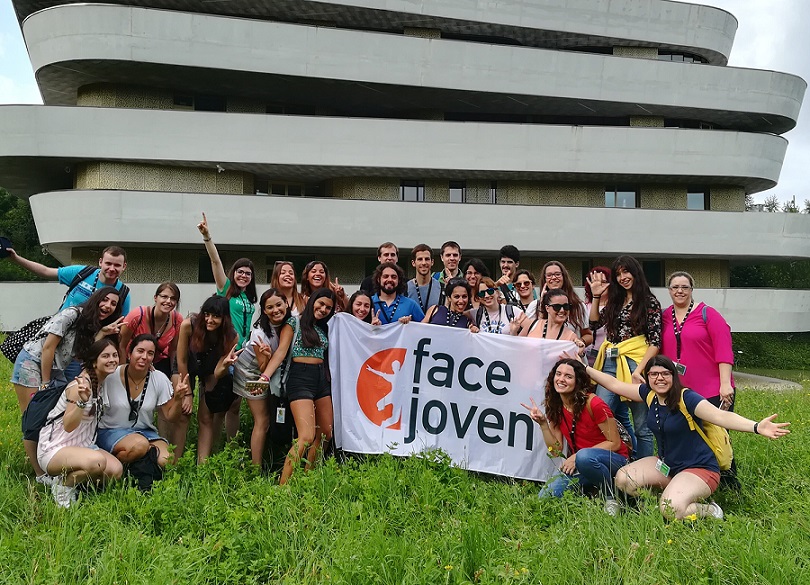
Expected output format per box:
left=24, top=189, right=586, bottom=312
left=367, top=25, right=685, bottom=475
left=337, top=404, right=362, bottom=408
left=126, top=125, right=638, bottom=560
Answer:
left=548, top=303, right=571, bottom=312
left=477, top=288, right=497, bottom=298
left=515, top=281, right=533, bottom=288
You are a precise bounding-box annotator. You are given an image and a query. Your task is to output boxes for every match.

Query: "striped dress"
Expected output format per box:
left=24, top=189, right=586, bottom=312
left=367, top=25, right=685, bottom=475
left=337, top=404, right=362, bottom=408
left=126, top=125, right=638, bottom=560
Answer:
left=37, top=385, right=102, bottom=472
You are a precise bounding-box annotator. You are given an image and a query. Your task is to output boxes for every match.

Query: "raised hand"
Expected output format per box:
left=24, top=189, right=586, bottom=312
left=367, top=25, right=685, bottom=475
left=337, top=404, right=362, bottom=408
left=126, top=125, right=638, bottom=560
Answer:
left=175, top=373, right=191, bottom=398
left=254, top=341, right=272, bottom=360
left=586, top=270, right=609, bottom=298
left=197, top=212, right=210, bottom=239
left=520, top=397, right=547, bottom=425
left=223, top=343, right=242, bottom=367
left=100, top=317, right=124, bottom=336
left=756, top=414, right=790, bottom=439
left=75, top=376, right=92, bottom=402
left=371, top=310, right=382, bottom=326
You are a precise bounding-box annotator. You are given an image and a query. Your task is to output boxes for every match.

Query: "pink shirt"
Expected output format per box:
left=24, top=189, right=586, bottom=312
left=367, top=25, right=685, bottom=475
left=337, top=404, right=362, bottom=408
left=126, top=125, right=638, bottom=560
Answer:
left=660, top=302, right=734, bottom=399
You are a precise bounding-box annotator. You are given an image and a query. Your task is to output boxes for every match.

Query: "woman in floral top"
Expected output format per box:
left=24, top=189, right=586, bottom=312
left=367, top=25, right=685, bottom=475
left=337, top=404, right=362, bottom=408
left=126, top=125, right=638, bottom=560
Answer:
left=587, top=255, right=662, bottom=459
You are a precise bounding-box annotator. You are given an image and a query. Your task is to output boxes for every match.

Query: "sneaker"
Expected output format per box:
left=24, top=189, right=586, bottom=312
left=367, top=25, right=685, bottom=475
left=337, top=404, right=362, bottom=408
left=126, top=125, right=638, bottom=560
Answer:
left=51, top=480, right=77, bottom=509
left=35, top=474, right=56, bottom=486
left=706, top=500, right=724, bottom=520
left=604, top=498, right=621, bottom=517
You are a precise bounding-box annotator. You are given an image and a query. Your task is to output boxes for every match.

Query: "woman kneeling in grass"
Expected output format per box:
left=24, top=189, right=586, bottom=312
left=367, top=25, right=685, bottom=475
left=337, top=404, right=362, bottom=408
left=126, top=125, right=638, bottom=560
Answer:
left=580, top=354, right=789, bottom=520
left=523, top=358, right=628, bottom=515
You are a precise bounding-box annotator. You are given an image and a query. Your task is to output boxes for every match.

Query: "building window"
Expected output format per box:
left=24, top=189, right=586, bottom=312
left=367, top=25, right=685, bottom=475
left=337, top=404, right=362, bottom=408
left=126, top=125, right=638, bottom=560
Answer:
left=449, top=181, right=466, bottom=203
left=489, top=181, right=498, bottom=204
left=400, top=180, right=425, bottom=202
left=265, top=182, right=322, bottom=197
left=605, top=186, right=639, bottom=208
left=687, top=188, right=709, bottom=210
left=658, top=52, right=708, bottom=64
left=642, top=260, right=664, bottom=287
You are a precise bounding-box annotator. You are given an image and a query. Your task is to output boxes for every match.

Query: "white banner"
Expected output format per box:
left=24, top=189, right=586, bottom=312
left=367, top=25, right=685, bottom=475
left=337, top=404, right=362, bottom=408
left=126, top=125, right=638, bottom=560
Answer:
left=328, top=313, right=575, bottom=482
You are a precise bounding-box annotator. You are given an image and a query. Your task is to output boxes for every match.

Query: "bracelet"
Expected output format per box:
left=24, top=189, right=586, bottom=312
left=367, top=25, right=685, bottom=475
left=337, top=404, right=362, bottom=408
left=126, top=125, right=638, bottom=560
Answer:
left=592, top=295, right=601, bottom=299
left=259, top=374, right=269, bottom=381
left=203, top=237, right=211, bottom=242
left=753, top=422, right=759, bottom=435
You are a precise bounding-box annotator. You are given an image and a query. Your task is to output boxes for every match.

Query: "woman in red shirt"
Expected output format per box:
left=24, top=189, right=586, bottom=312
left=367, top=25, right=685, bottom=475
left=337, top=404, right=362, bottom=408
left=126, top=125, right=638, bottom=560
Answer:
left=523, top=358, right=628, bottom=515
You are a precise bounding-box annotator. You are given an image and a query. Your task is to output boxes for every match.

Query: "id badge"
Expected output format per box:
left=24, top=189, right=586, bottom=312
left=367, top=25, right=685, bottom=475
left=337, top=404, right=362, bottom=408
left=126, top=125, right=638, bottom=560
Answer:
left=606, top=347, right=619, bottom=359
left=675, top=363, right=687, bottom=375
left=586, top=347, right=599, bottom=359
left=276, top=407, right=286, bottom=425
left=655, top=458, right=671, bottom=477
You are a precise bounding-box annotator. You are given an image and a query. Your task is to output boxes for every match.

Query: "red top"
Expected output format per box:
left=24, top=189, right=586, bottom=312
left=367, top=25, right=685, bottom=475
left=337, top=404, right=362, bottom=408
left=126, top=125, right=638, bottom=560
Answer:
left=558, top=395, right=630, bottom=459
left=122, top=306, right=183, bottom=363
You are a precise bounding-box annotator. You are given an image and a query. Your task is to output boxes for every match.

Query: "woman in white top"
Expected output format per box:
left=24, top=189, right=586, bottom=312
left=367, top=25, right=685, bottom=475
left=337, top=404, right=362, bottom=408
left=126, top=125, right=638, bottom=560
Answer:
left=37, top=338, right=123, bottom=508
left=469, top=277, right=524, bottom=335
left=98, top=334, right=189, bottom=468
left=513, top=269, right=539, bottom=320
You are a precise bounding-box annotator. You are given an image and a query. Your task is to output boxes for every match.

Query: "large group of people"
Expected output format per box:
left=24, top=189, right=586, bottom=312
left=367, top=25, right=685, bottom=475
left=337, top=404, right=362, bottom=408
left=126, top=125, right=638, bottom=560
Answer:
left=2, top=216, right=789, bottom=517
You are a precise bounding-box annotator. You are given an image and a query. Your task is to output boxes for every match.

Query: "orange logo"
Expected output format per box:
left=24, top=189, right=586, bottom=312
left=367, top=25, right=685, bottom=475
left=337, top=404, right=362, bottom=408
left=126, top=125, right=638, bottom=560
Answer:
left=356, top=348, right=407, bottom=429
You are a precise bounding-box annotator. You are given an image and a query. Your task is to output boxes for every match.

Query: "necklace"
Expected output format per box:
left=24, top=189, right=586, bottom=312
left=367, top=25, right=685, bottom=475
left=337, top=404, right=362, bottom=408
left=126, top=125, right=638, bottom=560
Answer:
left=150, top=307, right=171, bottom=340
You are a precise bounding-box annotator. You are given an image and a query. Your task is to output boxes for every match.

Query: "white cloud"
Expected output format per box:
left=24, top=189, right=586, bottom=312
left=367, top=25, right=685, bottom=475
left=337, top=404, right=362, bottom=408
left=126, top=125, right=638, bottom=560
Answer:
left=0, top=74, right=42, bottom=104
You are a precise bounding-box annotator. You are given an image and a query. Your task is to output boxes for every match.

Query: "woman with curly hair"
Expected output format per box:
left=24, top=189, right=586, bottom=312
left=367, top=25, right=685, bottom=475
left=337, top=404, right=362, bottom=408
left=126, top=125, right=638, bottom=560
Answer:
left=522, top=358, right=628, bottom=514
left=301, top=260, right=348, bottom=312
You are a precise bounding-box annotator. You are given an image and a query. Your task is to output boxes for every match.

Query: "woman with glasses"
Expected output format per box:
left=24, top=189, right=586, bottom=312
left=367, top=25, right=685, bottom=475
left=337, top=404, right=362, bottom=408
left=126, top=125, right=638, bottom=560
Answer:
left=470, top=277, right=523, bottom=335
left=119, top=282, right=183, bottom=378
left=462, top=258, right=489, bottom=311
left=513, top=269, right=539, bottom=319
left=197, top=213, right=257, bottom=441
left=580, top=355, right=789, bottom=520
left=539, top=261, right=592, bottom=345
left=271, top=261, right=306, bottom=315
left=301, top=261, right=348, bottom=312
left=98, top=334, right=190, bottom=469
left=518, top=288, right=585, bottom=354
left=423, top=278, right=474, bottom=330
left=587, top=256, right=662, bottom=459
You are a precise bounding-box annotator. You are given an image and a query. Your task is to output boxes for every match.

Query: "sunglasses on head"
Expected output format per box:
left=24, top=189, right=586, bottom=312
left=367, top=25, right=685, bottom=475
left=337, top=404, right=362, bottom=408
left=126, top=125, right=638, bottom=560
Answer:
left=477, top=287, right=497, bottom=298
left=548, top=303, right=571, bottom=312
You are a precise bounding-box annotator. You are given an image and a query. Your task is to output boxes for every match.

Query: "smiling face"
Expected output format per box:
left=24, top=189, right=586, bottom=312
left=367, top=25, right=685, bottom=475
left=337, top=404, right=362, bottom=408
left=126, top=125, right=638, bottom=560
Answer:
left=351, top=295, right=372, bottom=321
left=668, top=275, right=693, bottom=308
left=616, top=267, right=634, bottom=291
left=277, top=263, right=296, bottom=289
left=647, top=366, right=674, bottom=395
left=500, top=257, right=517, bottom=279
left=233, top=265, right=253, bottom=289
left=546, top=294, right=570, bottom=324
left=449, top=286, right=469, bottom=313
left=544, top=264, right=564, bottom=290
left=514, top=273, right=534, bottom=301
left=412, top=251, right=434, bottom=277
left=313, top=297, right=334, bottom=320
left=465, top=266, right=482, bottom=289
left=307, top=263, right=327, bottom=289
left=380, top=267, right=399, bottom=295
left=478, top=283, right=499, bottom=309
left=263, top=294, right=289, bottom=325
left=96, top=345, right=120, bottom=376
left=553, top=364, right=576, bottom=396
left=129, top=340, right=156, bottom=373
left=203, top=311, right=223, bottom=331
left=154, top=286, right=178, bottom=313
left=99, top=253, right=126, bottom=282
left=98, top=293, right=119, bottom=319
left=441, top=246, right=461, bottom=273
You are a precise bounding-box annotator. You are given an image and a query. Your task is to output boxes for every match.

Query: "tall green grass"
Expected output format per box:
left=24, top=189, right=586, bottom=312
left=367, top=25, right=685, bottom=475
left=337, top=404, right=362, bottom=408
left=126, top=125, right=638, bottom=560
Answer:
left=0, top=357, right=807, bottom=584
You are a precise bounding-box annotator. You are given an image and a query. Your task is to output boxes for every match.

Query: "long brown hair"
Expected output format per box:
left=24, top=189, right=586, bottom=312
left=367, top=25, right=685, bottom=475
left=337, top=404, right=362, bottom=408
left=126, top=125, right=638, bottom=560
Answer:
left=189, top=295, right=236, bottom=356
left=543, top=358, right=594, bottom=427
left=602, top=255, right=655, bottom=340
left=270, top=261, right=306, bottom=313
left=539, top=261, right=586, bottom=330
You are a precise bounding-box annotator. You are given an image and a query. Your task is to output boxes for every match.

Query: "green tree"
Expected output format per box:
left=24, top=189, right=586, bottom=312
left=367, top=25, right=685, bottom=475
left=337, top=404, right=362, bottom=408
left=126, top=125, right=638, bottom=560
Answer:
left=782, top=197, right=799, bottom=213
left=0, top=187, right=59, bottom=281
left=744, top=192, right=755, bottom=211
left=763, top=194, right=780, bottom=212
left=803, top=199, right=810, bottom=214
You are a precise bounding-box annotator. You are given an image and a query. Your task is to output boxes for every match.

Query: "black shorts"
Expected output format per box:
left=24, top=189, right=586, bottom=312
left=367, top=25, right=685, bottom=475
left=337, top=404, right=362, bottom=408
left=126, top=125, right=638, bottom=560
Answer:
left=285, top=362, right=331, bottom=403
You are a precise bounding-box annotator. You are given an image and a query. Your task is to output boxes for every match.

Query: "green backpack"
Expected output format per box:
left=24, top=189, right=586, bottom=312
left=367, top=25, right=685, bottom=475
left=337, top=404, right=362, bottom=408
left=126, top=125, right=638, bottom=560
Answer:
left=646, top=389, right=733, bottom=470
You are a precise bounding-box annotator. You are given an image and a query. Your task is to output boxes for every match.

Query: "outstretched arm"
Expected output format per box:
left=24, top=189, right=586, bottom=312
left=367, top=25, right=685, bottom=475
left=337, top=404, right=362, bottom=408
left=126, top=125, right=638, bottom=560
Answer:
left=5, top=248, right=58, bottom=279
left=693, top=402, right=790, bottom=438
left=197, top=212, right=228, bottom=290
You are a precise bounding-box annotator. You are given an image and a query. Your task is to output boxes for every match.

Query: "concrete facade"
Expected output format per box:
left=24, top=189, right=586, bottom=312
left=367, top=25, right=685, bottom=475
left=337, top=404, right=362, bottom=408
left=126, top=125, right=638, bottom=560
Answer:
left=1, top=0, right=808, bottom=332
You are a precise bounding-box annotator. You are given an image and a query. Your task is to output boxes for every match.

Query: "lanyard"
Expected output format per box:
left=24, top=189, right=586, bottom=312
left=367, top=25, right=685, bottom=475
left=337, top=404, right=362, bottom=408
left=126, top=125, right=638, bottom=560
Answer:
left=377, top=296, right=402, bottom=324
left=446, top=308, right=464, bottom=328
left=413, top=278, right=434, bottom=313
left=483, top=308, right=502, bottom=333
left=149, top=308, right=171, bottom=340
left=652, top=399, right=668, bottom=461
left=672, top=300, right=695, bottom=362
left=124, top=365, right=149, bottom=428
left=542, top=320, right=564, bottom=340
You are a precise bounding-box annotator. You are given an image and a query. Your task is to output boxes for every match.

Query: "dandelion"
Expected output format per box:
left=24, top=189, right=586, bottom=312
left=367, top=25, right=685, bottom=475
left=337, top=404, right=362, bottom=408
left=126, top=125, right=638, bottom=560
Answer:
left=667, top=539, right=673, bottom=545
left=444, top=565, right=453, bottom=571
left=521, top=568, right=529, bottom=574
left=685, top=513, right=698, bottom=522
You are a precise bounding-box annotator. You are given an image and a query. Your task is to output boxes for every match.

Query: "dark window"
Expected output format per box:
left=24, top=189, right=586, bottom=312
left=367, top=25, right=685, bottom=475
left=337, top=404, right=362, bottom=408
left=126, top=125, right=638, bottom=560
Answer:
left=449, top=181, right=466, bottom=203
left=400, top=180, right=425, bottom=202
left=687, top=188, right=709, bottom=210
left=605, top=186, right=639, bottom=208
left=658, top=52, right=708, bottom=64
left=198, top=255, right=215, bottom=283
left=642, top=261, right=664, bottom=287
left=194, top=95, right=226, bottom=112
left=173, top=95, right=194, bottom=109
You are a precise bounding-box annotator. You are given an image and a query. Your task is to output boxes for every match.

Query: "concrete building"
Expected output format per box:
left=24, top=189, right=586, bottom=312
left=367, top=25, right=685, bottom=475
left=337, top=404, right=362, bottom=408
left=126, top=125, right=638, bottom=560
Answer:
left=1, top=0, right=808, bottom=331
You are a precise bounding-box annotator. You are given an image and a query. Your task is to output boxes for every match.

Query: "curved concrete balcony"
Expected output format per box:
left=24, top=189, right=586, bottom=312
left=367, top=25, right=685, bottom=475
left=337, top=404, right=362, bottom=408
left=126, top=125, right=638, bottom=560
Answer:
left=14, top=0, right=737, bottom=64
left=21, top=5, right=803, bottom=133
left=27, top=190, right=810, bottom=263
left=0, top=105, right=789, bottom=197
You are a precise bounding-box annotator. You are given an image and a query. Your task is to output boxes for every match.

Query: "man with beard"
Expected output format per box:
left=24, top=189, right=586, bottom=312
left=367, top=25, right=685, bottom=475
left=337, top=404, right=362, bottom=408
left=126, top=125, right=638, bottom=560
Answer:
left=406, top=244, right=441, bottom=315
left=372, top=262, right=425, bottom=324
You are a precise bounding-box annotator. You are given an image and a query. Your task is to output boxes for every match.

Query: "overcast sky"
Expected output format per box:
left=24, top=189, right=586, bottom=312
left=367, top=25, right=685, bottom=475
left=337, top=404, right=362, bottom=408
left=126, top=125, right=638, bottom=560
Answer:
left=0, top=0, right=807, bottom=204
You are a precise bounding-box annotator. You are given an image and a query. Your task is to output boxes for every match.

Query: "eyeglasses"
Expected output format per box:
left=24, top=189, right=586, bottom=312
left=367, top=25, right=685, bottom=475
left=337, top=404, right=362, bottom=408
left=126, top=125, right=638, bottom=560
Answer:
left=545, top=272, right=563, bottom=279
left=156, top=294, right=177, bottom=302
left=648, top=371, right=672, bottom=379
left=515, top=281, right=533, bottom=288
left=548, top=303, right=571, bottom=312
left=465, top=271, right=480, bottom=277
left=235, top=269, right=253, bottom=277
left=669, top=285, right=692, bottom=291
left=477, top=288, right=497, bottom=298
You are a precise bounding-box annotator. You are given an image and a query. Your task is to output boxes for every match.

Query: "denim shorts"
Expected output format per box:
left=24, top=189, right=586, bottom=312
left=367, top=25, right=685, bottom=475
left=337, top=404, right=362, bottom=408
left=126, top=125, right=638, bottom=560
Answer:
left=285, top=362, right=330, bottom=403
left=96, top=427, right=164, bottom=453
left=10, top=348, right=45, bottom=388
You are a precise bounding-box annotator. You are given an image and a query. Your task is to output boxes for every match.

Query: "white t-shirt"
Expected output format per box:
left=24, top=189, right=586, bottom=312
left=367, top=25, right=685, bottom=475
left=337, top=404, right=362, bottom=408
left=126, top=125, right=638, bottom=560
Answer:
left=99, top=365, right=173, bottom=431
left=471, top=305, right=525, bottom=335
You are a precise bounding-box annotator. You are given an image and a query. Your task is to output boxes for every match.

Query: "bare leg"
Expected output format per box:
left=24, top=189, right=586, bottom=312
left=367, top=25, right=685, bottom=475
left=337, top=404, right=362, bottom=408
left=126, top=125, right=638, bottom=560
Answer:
left=46, top=447, right=122, bottom=487
left=225, top=396, right=242, bottom=440
left=197, top=383, right=226, bottom=463
left=614, top=456, right=671, bottom=497
left=14, top=383, right=46, bottom=476
left=280, top=399, right=315, bottom=485
left=247, top=398, right=270, bottom=467
left=306, top=396, right=334, bottom=466
left=660, top=472, right=714, bottom=520
left=112, top=434, right=151, bottom=464
left=151, top=440, right=171, bottom=468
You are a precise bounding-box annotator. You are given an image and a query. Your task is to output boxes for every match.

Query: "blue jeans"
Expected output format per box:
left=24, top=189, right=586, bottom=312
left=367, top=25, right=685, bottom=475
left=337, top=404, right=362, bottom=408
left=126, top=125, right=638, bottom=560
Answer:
left=539, top=448, right=628, bottom=498
left=594, top=356, right=654, bottom=460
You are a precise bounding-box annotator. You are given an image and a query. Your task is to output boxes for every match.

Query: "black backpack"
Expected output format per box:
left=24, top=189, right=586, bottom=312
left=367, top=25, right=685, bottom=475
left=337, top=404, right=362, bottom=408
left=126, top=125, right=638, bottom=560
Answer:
left=21, top=379, right=69, bottom=441
left=475, top=304, right=515, bottom=329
